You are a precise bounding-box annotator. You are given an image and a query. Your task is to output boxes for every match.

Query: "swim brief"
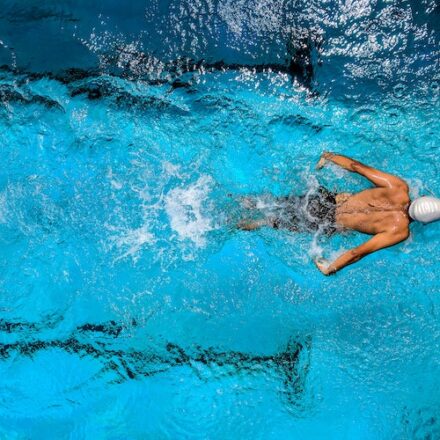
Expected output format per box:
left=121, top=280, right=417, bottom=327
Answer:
left=272, top=186, right=337, bottom=235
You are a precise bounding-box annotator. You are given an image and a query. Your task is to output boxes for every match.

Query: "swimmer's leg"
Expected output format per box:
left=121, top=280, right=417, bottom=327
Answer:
left=237, top=217, right=277, bottom=231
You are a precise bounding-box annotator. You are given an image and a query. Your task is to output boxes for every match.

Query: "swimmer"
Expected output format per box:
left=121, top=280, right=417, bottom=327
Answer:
left=238, top=152, right=440, bottom=275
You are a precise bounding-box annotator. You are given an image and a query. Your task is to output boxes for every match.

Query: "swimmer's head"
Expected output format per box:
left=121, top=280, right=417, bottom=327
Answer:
left=409, top=196, right=440, bottom=223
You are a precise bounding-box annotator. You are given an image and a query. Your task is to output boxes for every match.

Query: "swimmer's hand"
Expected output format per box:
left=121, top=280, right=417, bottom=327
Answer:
left=313, top=258, right=333, bottom=276
left=316, top=152, right=334, bottom=170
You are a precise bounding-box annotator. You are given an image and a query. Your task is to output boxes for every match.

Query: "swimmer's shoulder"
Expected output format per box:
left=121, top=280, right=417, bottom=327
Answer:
left=387, top=210, right=410, bottom=236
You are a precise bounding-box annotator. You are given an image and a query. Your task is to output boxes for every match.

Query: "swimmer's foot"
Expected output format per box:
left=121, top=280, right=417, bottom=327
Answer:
left=237, top=219, right=268, bottom=231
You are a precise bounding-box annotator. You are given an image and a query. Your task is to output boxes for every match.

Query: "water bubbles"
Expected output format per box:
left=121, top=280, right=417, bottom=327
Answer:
left=161, top=378, right=224, bottom=439
left=164, top=174, right=215, bottom=248
left=349, top=105, right=377, bottom=124
left=430, top=80, right=439, bottom=94
left=383, top=103, right=404, bottom=126
left=108, top=223, right=156, bottom=263
left=393, top=82, right=406, bottom=99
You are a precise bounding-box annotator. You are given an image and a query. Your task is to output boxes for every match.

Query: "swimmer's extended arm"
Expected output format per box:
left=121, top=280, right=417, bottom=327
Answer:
left=317, top=152, right=408, bottom=189
left=314, top=230, right=409, bottom=275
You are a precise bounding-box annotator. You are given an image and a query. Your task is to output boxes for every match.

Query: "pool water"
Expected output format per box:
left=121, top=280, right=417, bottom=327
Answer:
left=0, top=1, right=439, bottom=439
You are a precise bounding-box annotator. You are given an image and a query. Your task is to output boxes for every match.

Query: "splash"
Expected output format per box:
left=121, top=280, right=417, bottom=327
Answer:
left=107, top=223, right=156, bottom=263
left=165, top=175, right=215, bottom=247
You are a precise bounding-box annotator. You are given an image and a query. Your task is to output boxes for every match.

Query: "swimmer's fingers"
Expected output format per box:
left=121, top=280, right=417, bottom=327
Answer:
left=313, top=258, right=331, bottom=275
left=317, top=152, right=334, bottom=170
left=316, top=156, right=327, bottom=170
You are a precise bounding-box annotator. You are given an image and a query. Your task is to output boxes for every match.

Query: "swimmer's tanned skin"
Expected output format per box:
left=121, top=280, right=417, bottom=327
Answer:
left=315, top=152, right=410, bottom=275
left=239, top=152, right=411, bottom=275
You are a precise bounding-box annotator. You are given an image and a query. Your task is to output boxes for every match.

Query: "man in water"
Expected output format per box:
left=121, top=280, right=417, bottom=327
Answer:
left=239, top=152, right=440, bottom=275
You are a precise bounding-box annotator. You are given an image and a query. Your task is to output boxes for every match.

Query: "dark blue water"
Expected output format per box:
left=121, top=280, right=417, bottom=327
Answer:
left=0, top=1, right=439, bottom=438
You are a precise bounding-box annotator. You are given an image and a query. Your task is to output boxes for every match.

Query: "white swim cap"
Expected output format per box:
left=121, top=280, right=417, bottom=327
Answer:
left=408, top=196, right=440, bottom=223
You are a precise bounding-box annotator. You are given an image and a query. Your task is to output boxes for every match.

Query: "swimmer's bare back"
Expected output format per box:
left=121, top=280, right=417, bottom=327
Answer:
left=315, top=152, right=410, bottom=275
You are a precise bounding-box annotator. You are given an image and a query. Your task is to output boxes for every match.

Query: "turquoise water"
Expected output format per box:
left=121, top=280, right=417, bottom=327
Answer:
left=1, top=1, right=440, bottom=439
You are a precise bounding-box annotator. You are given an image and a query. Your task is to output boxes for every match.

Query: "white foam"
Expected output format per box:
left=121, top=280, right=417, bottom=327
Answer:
left=407, top=177, right=424, bottom=199
left=328, top=162, right=348, bottom=179
left=255, top=195, right=279, bottom=210
left=106, top=167, right=123, bottom=190
left=162, top=161, right=182, bottom=178
left=308, top=230, right=324, bottom=259
left=165, top=175, right=214, bottom=247
left=104, top=160, right=196, bottom=263
left=108, top=223, right=156, bottom=262
left=328, top=247, right=347, bottom=263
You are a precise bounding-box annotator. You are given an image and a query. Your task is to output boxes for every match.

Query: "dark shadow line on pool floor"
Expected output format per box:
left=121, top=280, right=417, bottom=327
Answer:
left=0, top=318, right=311, bottom=411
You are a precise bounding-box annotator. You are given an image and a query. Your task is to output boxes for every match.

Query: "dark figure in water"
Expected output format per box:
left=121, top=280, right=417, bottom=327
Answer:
left=239, top=153, right=440, bottom=275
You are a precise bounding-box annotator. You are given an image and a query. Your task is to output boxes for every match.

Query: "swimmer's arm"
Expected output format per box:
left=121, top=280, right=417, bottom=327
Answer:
left=317, top=152, right=408, bottom=189
left=315, top=230, right=409, bottom=275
